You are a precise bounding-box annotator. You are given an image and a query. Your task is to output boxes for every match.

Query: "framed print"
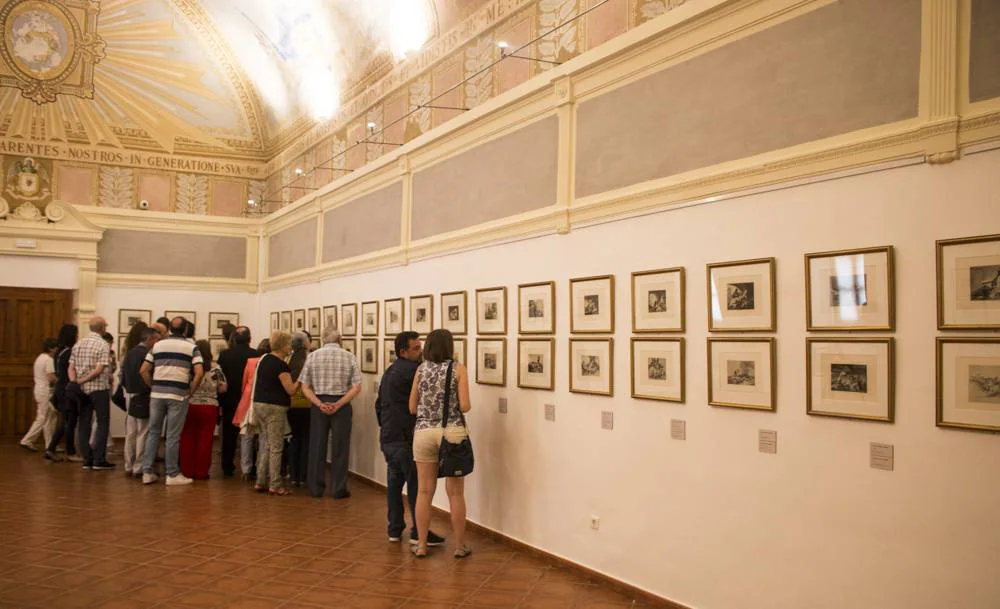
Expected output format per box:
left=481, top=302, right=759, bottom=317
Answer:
left=361, top=301, right=379, bottom=336
left=807, top=338, right=894, bottom=422
left=341, top=338, right=357, bottom=356
left=384, top=298, right=404, bottom=336
left=360, top=338, right=378, bottom=373
left=441, top=290, right=468, bottom=335
left=165, top=311, right=196, bottom=328
left=208, top=312, right=240, bottom=337
left=307, top=307, right=321, bottom=336
left=209, top=338, right=228, bottom=358
left=118, top=309, right=151, bottom=334
left=476, top=338, right=507, bottom=386
left=269, top=312, right=280, bottom=333
left=937, top=338, right=1000, bottom=432
left=518, top=338, right=555, bottom=391
left=806, top=246, right=894, bottom=331
left=341, top=303, right=357, bottom=336
left=631, top=338, right=684, bottom=402
left=476, top=287, right=507, bottom=335
left=310, top=338, right=320, bottom=350
left=707, top=258, right=776, bottom=332
left=570, top=275, right=615, bottom=334
left=518, top=281, right=555, bottom=334
left=322, top=305, right=338, bottom=332
left=292, top=309, right=306, bottom=333
left=117, top=335, right=128, bottom=358
left=410, top=294, right=433, bottom=335
left=937, top=234, right=1000, bottom=330
left=383, top=338, right=398, bottom=370
left=707, top=337, right=776, bottom=411
left=280, top=311, right=292, bottom=332
left=569, top=338, right=614, bottom=396
left=453, top=337, right=467, bottom=365
left=632, top=268, right=684, bottom=333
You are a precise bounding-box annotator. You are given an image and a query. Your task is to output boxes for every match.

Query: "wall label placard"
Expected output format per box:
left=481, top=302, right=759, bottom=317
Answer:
left=758, top=429, right=777, bottom=454
left=601, top=411, right=614, bottom=430
left=544, top=403, right=556, bottom=421
left=498, top=397, right=508, bottom=414
left=870, top=442, right=894, bottom=471
left=670, top=419, right=686, bottom=441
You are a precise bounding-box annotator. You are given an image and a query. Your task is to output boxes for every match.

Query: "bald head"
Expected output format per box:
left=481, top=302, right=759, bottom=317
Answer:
left=152, top=322, right=167, bottom=337
left=89, top=316, right=107, bottom=333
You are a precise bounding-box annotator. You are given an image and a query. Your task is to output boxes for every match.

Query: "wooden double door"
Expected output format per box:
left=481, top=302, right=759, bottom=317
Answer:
left=0, top=287, right=74, bottom=436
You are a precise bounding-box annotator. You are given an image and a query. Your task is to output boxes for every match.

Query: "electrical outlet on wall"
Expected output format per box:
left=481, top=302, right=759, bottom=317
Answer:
left=590, top=516, right=600, bottom=531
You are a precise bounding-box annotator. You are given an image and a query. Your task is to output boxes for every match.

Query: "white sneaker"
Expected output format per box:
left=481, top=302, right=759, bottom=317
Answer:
left=142, top=473, right=159, bottom=485
left=166, top=473, right=193, bottom=486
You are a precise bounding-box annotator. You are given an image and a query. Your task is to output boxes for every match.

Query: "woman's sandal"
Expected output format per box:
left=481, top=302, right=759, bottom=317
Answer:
left=268, top=487, right=291, bottom=496
left=412, top=544, right=429, bottom=558
left=453, top=544, right=472, bottom=559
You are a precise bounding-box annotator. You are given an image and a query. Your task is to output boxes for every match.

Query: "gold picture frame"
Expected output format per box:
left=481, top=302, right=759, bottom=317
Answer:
left=569, top=338, right=614, bottom=396
left=292, top=309, right=306, bottom=333
left=518, top=338, right=555, bottom=391
left=518, top=281, right=556, bottom=334
left=476, top=338, right=507, bottom=386
left=631, top=267, right=685, bottom=333
left=360, top=338, right=378, bottom=373
left=441, top=291, right=468, bottom=335
left=936, top=337, right=1000, bottom=432
left=361, top=301, right=379, bottom=336
left=936, top=234, right=1000, bottom=330
left=341, top=338, right=357, bottom=356
left=341, top=303, right=358, bottom=336
left=806, top=337, right=894, bottom=422
left=570, top=274, right=615, bottom=334
left=707, top=337, right=776, bottom=411
left=453, top=337, right=467, bottom=365
left=164, top=311, right=196, bottom=328
left=410, top=294, right=434, bottom=335
left=706, top=258, right=776, bottom=332
left=384, top=297, right=405, bottom=335
left=117, top=309, right=151, bottom=335
left=805, top=246, right=894, bottom=332
left=269, top=312, right=279, bottom=333
left=476, top=287, right=508, bottom=335
left=279, top=311, right=292, bottom=332
left=630, top=337, right=685, bottom=403
left=383, top=338, right=398, bottom=371
left=208, top=313, right=240, bottom=338
left=307, top=307, right=321, bottom=336
left=322, top=305, right=338, bottom=332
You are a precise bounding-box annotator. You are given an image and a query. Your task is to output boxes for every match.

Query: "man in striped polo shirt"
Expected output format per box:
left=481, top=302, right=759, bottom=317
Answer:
left=139, top=317, right=204, bottom=486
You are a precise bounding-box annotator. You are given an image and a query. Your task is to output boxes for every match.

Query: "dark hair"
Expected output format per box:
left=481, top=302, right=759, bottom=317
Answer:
left=169, top=317, right=187, bottom=337
left=232, top=326, right=251, bottom=345
left=221, top=323, right=236, bottom=342
left=256, top=338, right=271, bottom=354
left=139, top=327, right=157, bottom=343
left=42, top=338, right=58, bottom=352
left=195, top=339, right=213, bottom=368
left=156, top=317, right=170, bottom=326
left=101, top=332, right=114, bottom=344
left=184, top=319, right=195, bottom=339
left=395, top=331, right=420, bottom=357
left=289, top=347, right=307, bottom=381
left=56, top=324, right=78, bottom=350
left=124, top=321, right=148, bottom=352
left=422, top=329, right=454, bottom=363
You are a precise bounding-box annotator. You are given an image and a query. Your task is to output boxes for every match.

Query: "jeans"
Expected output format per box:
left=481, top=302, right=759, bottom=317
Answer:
left=123, top=415, right=150, bottom=474
left=240, top=434, right=257, bottom=475
left=307, top=398, right=351, bottom=498
left=382, top=441, right=418, bottom=537
left=78, top=390, right=110, bottom=465
left=143, top=397, right=189, bottom=476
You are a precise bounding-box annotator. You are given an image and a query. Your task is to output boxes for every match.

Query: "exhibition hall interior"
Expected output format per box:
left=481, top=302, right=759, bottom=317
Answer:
left=1, top=0, right=999, bottom=608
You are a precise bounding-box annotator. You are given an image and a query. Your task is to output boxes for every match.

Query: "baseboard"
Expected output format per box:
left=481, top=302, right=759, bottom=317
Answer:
left=348, top=471, right=690, bottom=609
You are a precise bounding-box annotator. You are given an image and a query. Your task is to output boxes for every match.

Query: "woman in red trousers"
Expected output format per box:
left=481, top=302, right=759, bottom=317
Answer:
left=180, top=340, right=227, bottom=479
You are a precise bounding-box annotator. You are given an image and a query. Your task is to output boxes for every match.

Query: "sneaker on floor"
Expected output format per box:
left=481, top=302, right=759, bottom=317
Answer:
left=142, top=473, right=159, bottom=485
left=82, top=462, right=93, bottom=470
left=410, top=531, right=446, bottom=546
left=166, top=473, right=193, bottom=486
left=67, top=455, right=83, bottom=463
left=19, top=442, right=38, bottom=452
left=44, top=451, right=64, bottom=462
left=388, top=534, right=402, bottom=543
left=92, top=462, right=115, bottom=471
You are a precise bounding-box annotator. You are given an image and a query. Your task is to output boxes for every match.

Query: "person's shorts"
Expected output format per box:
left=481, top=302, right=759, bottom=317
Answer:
left=413, top=426, right=468, bottom=463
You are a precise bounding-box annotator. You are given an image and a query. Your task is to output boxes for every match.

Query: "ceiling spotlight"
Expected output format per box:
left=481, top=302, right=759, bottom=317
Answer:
left=247, top=199, right=257, bottom=208
left=367, top=122, right=377, bottom=130
left=497, top=41, right=509, bottom=49
left=294, top=167, right=303, bottom=175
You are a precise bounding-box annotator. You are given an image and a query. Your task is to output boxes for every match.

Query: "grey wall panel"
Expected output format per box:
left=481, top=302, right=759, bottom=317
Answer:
left=322, top=183, right=403, bottom=263
left=970, top=0, right=1000, bottom=103
left=98, top=230, right=246, bottom=278
left=268, top=219, right=317, bottom=277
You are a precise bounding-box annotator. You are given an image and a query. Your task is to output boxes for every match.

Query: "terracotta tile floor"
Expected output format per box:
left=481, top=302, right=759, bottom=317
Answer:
left=0, top=443, right=654, bottom=608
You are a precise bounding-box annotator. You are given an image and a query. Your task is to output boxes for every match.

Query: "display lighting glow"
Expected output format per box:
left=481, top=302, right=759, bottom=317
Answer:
left=387, top=0, right=431, bottom=59
left=497, top=40, right=509, bottom=49
left=294, top=168, right=303, bottom=175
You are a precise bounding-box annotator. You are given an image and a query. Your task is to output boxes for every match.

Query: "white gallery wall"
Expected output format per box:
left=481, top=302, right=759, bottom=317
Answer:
left=260, top=148, right=1000, bottom=609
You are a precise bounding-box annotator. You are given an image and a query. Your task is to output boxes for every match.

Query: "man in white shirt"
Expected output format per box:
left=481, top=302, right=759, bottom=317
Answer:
left=19, top=338, right=59, bottom=452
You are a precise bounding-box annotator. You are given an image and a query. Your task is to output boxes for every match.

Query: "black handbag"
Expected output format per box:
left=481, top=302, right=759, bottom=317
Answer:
left=437, top=361, right=474, bottom=478
left=111, top=384, right=127, bottom=411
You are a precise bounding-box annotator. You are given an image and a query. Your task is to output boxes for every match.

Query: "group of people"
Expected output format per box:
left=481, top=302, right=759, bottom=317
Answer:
left=20, top=313, right=474, bottom=558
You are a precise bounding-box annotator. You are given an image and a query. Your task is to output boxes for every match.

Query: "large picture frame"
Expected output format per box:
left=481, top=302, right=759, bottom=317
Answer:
left=269, top=312, right=279, bottom=333
left=570, top=275, right=615, bottom=334
left=707, top=337, right=776, bottom=411
left=707, top=258, right=776, bottom=332
left=164, top=311, right=196, bottom=328
left=937, top=337, right=1000, bottom=432
left=280, top=311, right=292, bottom=332
left=476, top=287, right=507, bottom=335
left=384, top=298, right=404, bottom=336
left=118, top=309, right=151, bottom=335
left=518, top=281, right=555, bottom=334
left=360, top=338, right=379, bottom=373
left=936, top=234, right=1000, bottom=330
left=361, top=301, right=379, bottom=336
left=322, top=305, right=338, bottom=332
left=632, top=268, right=684, bottom=333
left=631, top=338, right=684, bottom=403
left=805, top=246, right=894, bottom=331
left=410, top=294, right=433, bottom=335
left=518, top=338, right=555, bottom=391
left=476, top=338, right=507, bottom=386
left=208, top=312, right=240, bottom=338
left=806, top=338, right=894, bottom=422
left=292, top=309, right=306, bottom=333
left=453, top=337, right=467, bottom=366
left=307, top=307, right=321, bottom=337
left=341, top=303, right=357, bottom=336
left=569, top=338, right=614, bottom=396
left=441, top=291, right=468, bottom=335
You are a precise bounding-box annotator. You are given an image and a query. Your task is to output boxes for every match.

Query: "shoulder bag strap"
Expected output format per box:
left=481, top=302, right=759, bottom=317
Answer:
left=440, top=361, right=454, bottom=430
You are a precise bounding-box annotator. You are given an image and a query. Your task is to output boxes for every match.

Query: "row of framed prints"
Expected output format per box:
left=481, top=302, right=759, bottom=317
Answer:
left=118, top=310, right=240, bottom=337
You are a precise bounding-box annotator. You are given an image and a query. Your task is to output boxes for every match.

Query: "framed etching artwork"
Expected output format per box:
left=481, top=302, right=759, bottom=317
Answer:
left=383, top=339, right=398, bottom=370
left=165, top=311, right=196, bottom=328
left=631, top=338, right=684, bottom=402
left=280, top=311, right=292, bottom=332
left=384, top=298, right=404, bottom=335
left=707, top=337, right=776, bottom=411
left=341, top=303, right=358, bottom=336
left=360, top=339, right=378, bottom=373
left=476, top=287, right=507, bottom=335
left=707, top=258, right=776, bottom=332
left=570, top=275, right=615, bottom=334
left=117, top=335, right=128, bottom=359
left=118, top=309, right=151, bottom=334
left=518, top=338, right=555, bottom=390
left=361, top=301, right=379, bottom=336
left=937, top=338, right=1000, bottom=432
left=632, top=268, right=685, bottom=333
left=806, top=246, right=894, bottom=331
left=208, top=313, right=239, bottom=338
left=936, top=234, right=1000, bottom=330
left=518, top=281, right=555, bottom=334
left=310, top=338, right=320, bottom=350
left=441, top=291, right=468, bottom=335
left=807, top=338, right=894, bottom=422
left=269, top=312, right=279, bottom=333
left=322, top=305, right=338, bottom=332
left=569, top=338, right=614, bottom=396
left=292, top=309, right=306, bottom=333
left=410, top=294, right=433, bottom=335
left=476, top=338, right=507, bottom=386
left=453, top=337, right=467, bottom=366
left=307, top=308, right=321, bottom=336
left=341, top=338, right=357, bottom=356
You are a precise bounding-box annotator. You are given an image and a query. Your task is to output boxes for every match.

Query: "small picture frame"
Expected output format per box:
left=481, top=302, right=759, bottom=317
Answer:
left=453, top=337, right=467, bottom=365
left=518, top=281, right=555, bottom=334
left=269, top=312, right=280, bottom=333
left=384, top=298, right=404, bottom=336
left=165, top=311, right=197, bottom=329
left=410, top=294, right=433, bottom=335
left=807, top=338, right=894, bottom=422
left=476, top=287, right=507, bottom=335
left=570, top=275, right=615, bottom=334
left=341, top=338, right=357, bottom=356
left=441, top=290, right=468, bottom=335
left=322, top=305, right=338, bottom=332
left=310, top=338, right=320, bottom=350
left=632, top=268, right=684, bottom=333
left=361, top=301, right=379, bottom=336
left=208, top=312, right=240, bottom=338
left=707, top=258, right=776, bottom=332
left=476, top=338, right=507, bottom=386
left=292, top=309, right=306, bottom=333
left=360, top=338, right=378, bottom=373
left=569, top=338, right=614, bottom=396
left=518, top=338, right=555, bottom=391
left=209, top=338, right=228, bottom=358
left=383, top=338, right=398, bottom=370
left=806, top=246, right=894, bottom=331
left=307, top=307, right=321, bottom=336
left=937, top=338, right=1000, bottom=432
left=117, top=335, right=128, bottom=358
left=936, top=234, right=1000, bottom=330
left=341, top=303, right=357, bottom=336
left=280, top=311, right=292, bottom=332
left=631, top=338, right=684, bottom=403
left=118, top=309, right=151, bottom=335
left=707, top=337, right=776, bottom=411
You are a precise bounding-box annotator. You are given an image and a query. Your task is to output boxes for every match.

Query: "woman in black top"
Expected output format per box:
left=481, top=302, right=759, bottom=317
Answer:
left=252, top=331, right=299, bottom=495
left=45, top=324, right=79, bottom=462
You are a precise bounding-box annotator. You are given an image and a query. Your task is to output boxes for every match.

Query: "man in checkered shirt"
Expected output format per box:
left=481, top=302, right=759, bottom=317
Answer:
left=68, top=316, right=115, bottom=471
left=300, top=326, right=361, bottom=499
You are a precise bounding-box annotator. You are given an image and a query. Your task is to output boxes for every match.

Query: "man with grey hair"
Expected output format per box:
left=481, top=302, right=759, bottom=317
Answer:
left=300, top=325, right=361, bottom=499
left=68, top=316, right=115, bottom=470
